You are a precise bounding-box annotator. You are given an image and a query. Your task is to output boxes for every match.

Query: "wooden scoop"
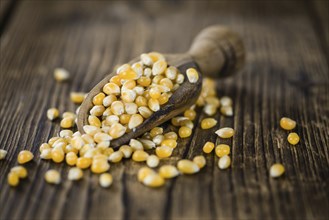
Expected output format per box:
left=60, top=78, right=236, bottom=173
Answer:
left=77, top=25, right=245, bottom=148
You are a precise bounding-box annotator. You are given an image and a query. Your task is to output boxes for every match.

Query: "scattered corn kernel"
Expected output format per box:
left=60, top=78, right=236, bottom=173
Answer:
left=137, top=167, right=155, bottom=182
left=108, top=151, right=123, bottom=163
left=60, top=117, right=75, bottom=128
left=99, top=173, right=113, bottom=188
left=70, top=92, right=86, bottom=104
left=280, top=117, right=296, bottom=130
left=65, top=152, right=78, bottom=166
left=287, top=132, right=300, bottom=145
left=184, top=109, right=196, bottom=121
left=164, top=132, right=178, bottom=140
left=193, top=155, right=206, bottom=169
left=203, top=142, right=215, bottom=153
left=143, top=173, right=165, bottom=187
left=47, top=108, right=59, bottom=120
left=91, top=160, right=110, bottom=174
left=270, top=163, right=285, bottom=178
left=8, top=172, right=20, bottom=187
left=159, top=165, right=180, bottom=178
left=17, top=150, right=34, bottom=164
left=218, top=155, right=231, bottom=169
left=178, top=126, right=192, bottom=138
left=44, top=169, right=61, bottom=184
left=215, top=127, right=234, bottom=138
left=215, top=144, right=231, bottom=158
left=68, top=167, right=83, bottom=181
left=0, top=149, right=7, bottom=160
left=76, top=157, right=92, bottom=169
left=146, top=155, right=160, bottom=168
left=132, top=150, right=149, bottom=162
left=201, top=118, right=217, bottom=129
left=10, top=166, right=28, bottom=179
left=155, top=146, right=173, bottom=158
left=40, top=148, right=52, bottom=159
left=177, top=160, right=200, bottom=174
left=54, top=68, right=70, bottom=82
left=51, top=147, right=65, bottom=163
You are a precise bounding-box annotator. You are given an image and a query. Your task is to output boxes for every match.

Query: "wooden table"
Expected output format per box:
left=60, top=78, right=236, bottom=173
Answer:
left=0, top=1, right=328, bottom=219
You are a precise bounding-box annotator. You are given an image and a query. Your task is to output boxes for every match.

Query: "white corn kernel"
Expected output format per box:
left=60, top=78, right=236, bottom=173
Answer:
left=218, top=155, right=231, bottom=169
left=99, top=173, right=113, bottom=188
left=215, top=127, right=235, bottom=138
left=68, top=167, right=83, bottom=181
left=44, top=169, right=61, bottom=184
left=0, top=149, right=7, bottom=160
left=146, top=155, right=160, bottom=168
left=129, top=139, right=144, bottom=151
left=47, top=108, right=59, bottom=120
left=54, top=68, right=70, bottom=82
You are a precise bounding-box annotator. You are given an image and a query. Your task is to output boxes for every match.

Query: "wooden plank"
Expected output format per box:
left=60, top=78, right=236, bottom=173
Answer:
left=312, top=0, right=329, bottom=56
left=0, top=1, right=328, bottom=220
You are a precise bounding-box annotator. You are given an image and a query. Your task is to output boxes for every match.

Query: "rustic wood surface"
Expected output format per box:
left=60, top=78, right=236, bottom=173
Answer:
left=0, top=1, right=328, bottom=220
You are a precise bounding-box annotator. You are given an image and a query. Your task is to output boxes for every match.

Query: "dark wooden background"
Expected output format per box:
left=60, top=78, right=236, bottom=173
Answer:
left=0, top=1, right=328, bottom=220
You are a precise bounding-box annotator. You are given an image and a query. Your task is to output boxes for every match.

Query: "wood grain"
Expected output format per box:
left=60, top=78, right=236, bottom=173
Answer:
left=0, top=1, right=328, bottom=220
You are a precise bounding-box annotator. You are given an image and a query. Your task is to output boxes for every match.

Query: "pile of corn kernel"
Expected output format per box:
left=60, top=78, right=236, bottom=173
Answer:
left=0, top=52, right=300, bottom=188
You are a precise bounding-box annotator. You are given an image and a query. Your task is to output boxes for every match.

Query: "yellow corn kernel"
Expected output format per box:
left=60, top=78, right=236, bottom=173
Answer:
left=205, top=96, right=220, bottom=107
left=137, top=76, right=151, bottom=87
left=135, top=96, right=148, bottom=107
left=159, top=78, right=174, bottom=90
left=79, top=144, right=93, bottom=157
left=103, top=94, right=117, bottom=107
left=138, top=106, right=153, bottom=118
left=88, top=115, right=101, bottom=127
left=8, top=172, right=19, bottom=187
left=165, top=66, right=177, bottom=80
left=122, top=79, right=137, bottom=90
left=128, top=114, right=144, bottom=129
left=139, top=139, right=156, bottom=150
left=70, top=92, right=85, bottom=104
left=201, top=118, right=217, bottom=129
left=186, top=68, right=199, bottom=83
left=150, top=127, right=163, bottom=137
left=40, top=148, right=52, bottom=159
left=287, top=132, right=300, bottom=145
left=215, top=144, right=231, bottom=158
left=161, top=139, right=177, bottom=149
left=71, top=136, right=85, bottom=150
left=176, top=73, right=184, bottom=84
left=148, top=98, right=160, bottom=112
left=149, top=87, right=161, bottom=99
left=10, top=166, right=28, bottom=179
left=68, top=167, right=83, bottom=181
left=178, top=126, right=192, bottom=138
left=204, top=104, right=217, bottom=116
left=132, top=62, right=143, bottom=77
left=146, top=155, right=160, bottom=168
left=159, top=165, right=180, bottom=179
left=125, top=102, right=138, bottom=115
left=280, top=117, right=297, bottom=130
left=110, top=75, right=122, bottom=86
left=220, top=96, right=233, bottom=107
left=90, top=105, right=105, bottom=117
left=91, top=160, right=110, bottom=174
left=119, top=145, right=133, bottom=158
left=152, top=76, right=165, bottom=85
left=17, top=150, right=34, bottom=164
left=152, top=60, right=167, bottom=75
left=155, top=146, right=173, bottom=158
left=108, top=151, right=123, bottom=163
left=94, top=132, right=111, bottom=143
left=270, top=163, right=285, bottom=178
left=177, top=160, right=200, bottom=174
left=129, top=139, right=144, bottom=151
left=83, top=125, right=101, bottom=136
left=103, top=148, right=114, bottom=157
left=54, top=68, right=70, bottom=82
left=92, top=92, right=106, bottom=105
left=51, top=148, right=65, bottom=163
left=215, top=127, right=234, bottom=138
left=218, top=155, right=231, bottom=169
left=65, top=152, right=78, bottom=166
left=164, top=132, right=178, bottom=141
left=99, top=173, right=113, bottom=188
left=220, top=106, right=233, bottom=116
left=183, top=109, right=196, bottom=121
left=143, top=173, right=165, bottom=187
left=105, top=115, right=119, bottom=126
left=48, top=137, right=61, bottom=146
left=59, top=130, right=73, bottom=138
left=203, top=142, right=215, bottom=153
left=119, top=69, right=138, bottom=80
left=63, top=111, right=76, bottom=119
left=148, top=52, right=165, bottom=62
left=47, top=108, right=59, bottom=120
left=132, top=150, right=149, bottom=162
left=137, top=167, right=155, bottom=182
left=111, top=101, right=124, bottom=115
left=83, top=148, right=100, bottom=158
left=121, top=89, right=136, bottom=103
left=0, top=149, right=8, bottom=160
left=65, top=144, right=79, bottom=154
left=103, top=82, right=120, bottom=95
left=193, top=155, right=206, bottom=169
left=171, top=117, right=185, bottom=126
left=44, top=169, right=61, bottom=184
left=109, top=123, right=126, bottom=139
left=158, top=93, right=169, bottom=105
left=76, top=157, right=92, bottom=169
left=119, top=114, right=131, bottom=125
left=60, top=117, right=75, bottom=129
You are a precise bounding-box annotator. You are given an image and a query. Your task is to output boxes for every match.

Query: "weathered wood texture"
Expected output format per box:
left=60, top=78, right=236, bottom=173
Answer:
left=0, top=1, right=328, bottom=220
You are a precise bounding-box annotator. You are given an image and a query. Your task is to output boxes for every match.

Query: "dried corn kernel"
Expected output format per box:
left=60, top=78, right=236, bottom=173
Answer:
left=176, top=73, right=184, bottom=84
left=148, top=98, right=160, bottom=112
left=103, top=82, right=120, bottom=95
left=17, top=150, right=34, bottom=164
left=193, top=155, right=206, bottom=168
left=63, top=112, right=76, bottom=119
left=270, top=163, right=285, bottom=178
left=137, top=167, right=155, bottom=182
left=91, top=160, right=110, bottom=174
left=119, top=145, right=133, bottom=158
left=59, top=130, right=73, bottom=138
left=45, top=169, right=61, bottom=184
left=155, top=146, right=173, bottom=158
left=280, top=117, right=296, bottom=130
left=0, top=149, right=7, bottom=160
left=40, top=148, right=52, bottom=159
left=220, top=96, right=233, bottom=107
left=129, top=139, right=144, bottom=151
left=158, top=93, right=169, bottom=105
left=215, top=144, right=230, bottom=158
left=8, top=172, right=19, bottom=186
left=76, top=157, right=92, bottom=169
left=70, top=92, right=85, bottom=104
left=125, top=103, right=138, bottom=115
left=109, top=123, right=126, bottom=139
left=47, top=108, right=60, bottom=121
left=177, top=160, right=199, bottom=174
left=94, top=132, right=111, bottom=143
left=152, top=135, right=164, bottom=145
left=68, top=167, right=83, bottom=181
left=138, top=106, right=153, bottom=118
left=66, top=152, right=78, bottom=166
left=161, top=139, right=177, bottom=149
left=143, top=173, right=165, bottom=187
left=132, top=150, right=149, bottom=162
left=186, top=68, right=199, bottom=83
left=220, top=106, right=233, bottom=116
left=88, top=115, right=101, bottom=127
left=215, top=127, right=234, bottom=138
left=54, top=68, right=70, bottom=82
left=184, top=109, right=196, bottom=121
left=60, top=117, right=75, bottom=128
left=164, top=132, right=178, bottom=140
left=159, top=165, right=180, bottom=179
left=128, top=114, right=144, bottom=129
left=51, top=148, right=65, bottom=163
left=148, top=52, right=165, bottom=62
left=152, top=60, right=167, bottom=75
left=108, top=151, right=123, bottom=163
left=146, top=155, right=159, bottom=168
left=201, top=118, right=217, bottom=129
left=10, top=166, right=28, bottom=179
left=203, top=142, right=215, bottom=153
left=150, top=127, right=163, bottom=137
left=287, top=132, right=300, bottom=145
left=110, top=101, right=124, bottom=115
left=204, top=104, right=217, bottom=116
left=178, top=126, right=192, bottom=138
left=99, top=173, right=113, bottom=188
left=103, top=148, right=114, bottom=157
left=83, top=125, right=101, bottom=136
left=218, top=155, right=231, bottom=169
left=139, top=139, right=156, bottom=150
left=103, top=95, right=117, bottom=107
left=135, top=96, right=148, bottom=107
left=165, top=66, right=177, bottom=80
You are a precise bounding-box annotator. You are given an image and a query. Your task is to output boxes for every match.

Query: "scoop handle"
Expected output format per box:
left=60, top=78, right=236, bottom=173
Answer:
left=188, top=25, right=245, bottom=78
